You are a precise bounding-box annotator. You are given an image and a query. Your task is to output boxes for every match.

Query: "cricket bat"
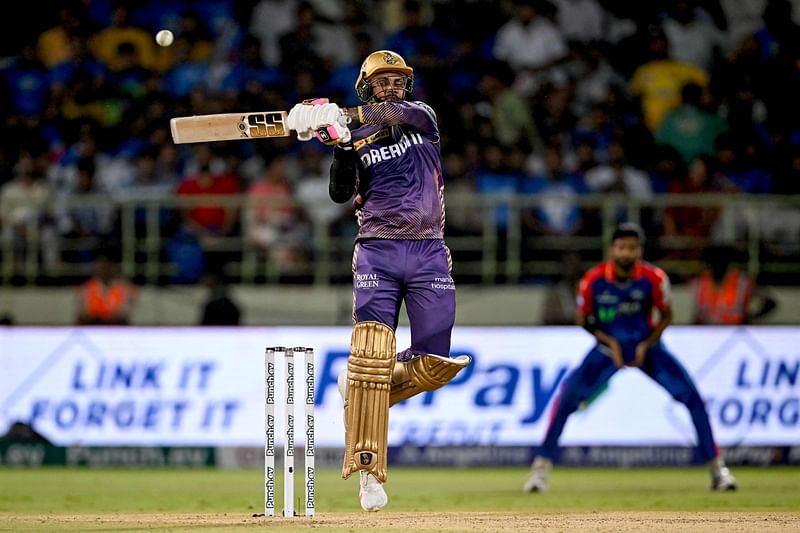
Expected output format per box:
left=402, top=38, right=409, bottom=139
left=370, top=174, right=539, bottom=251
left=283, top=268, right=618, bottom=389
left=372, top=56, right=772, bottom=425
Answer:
left=170, top=111, right=289, bottom=144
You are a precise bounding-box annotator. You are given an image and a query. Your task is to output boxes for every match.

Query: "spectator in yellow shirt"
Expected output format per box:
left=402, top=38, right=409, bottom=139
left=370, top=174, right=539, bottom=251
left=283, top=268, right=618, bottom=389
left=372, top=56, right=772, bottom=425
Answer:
left=630, top=27, right=708, bottom=132
left=37, top=5, right=83, bottom=68
left=90, top=4, right=157, bottom=72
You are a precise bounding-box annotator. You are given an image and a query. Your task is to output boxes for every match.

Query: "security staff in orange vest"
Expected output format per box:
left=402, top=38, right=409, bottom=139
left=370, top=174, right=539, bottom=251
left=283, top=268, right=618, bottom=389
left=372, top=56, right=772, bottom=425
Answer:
left=692, top=245, right=776, bottom=325
left=76, top=250, right=138, bottom=325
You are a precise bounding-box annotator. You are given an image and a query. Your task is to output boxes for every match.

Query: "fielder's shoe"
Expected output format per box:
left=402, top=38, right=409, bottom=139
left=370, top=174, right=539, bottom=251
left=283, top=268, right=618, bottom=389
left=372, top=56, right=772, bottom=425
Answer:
left=522, top=456, right=552, bottom=493
left=709, top=457, right=737, bottom=491
left=359, top=471, right=388, bottom=511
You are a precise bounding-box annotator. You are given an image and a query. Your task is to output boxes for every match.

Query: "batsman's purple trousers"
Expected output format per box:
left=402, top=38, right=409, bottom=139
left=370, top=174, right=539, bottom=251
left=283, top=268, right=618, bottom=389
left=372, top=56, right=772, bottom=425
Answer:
left=352, top=239, right=455, bottom=357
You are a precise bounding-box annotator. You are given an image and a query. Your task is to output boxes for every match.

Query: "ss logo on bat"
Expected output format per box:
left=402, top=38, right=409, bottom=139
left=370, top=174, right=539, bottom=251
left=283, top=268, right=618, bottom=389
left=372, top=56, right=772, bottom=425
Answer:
left=239, top=112, right=286, bottom=138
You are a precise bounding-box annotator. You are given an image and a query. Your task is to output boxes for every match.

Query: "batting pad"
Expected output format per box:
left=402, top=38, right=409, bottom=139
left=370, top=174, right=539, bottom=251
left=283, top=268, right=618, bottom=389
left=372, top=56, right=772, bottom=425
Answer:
left=341, top=321, right=395, bottom=483
left=389, top=353, right=473, bottom=406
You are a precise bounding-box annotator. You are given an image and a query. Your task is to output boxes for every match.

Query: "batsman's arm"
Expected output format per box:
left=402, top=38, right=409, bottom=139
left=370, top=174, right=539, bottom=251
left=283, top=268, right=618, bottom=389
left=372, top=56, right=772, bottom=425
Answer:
left=343, top=101, right=438, bottom=137
left=329, top=142, right=358, bottom=203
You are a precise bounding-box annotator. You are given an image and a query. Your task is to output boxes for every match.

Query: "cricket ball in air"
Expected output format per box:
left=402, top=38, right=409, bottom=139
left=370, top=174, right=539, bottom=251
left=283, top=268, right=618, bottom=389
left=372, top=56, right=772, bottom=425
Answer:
left=155, top=30, right=174, bottom=47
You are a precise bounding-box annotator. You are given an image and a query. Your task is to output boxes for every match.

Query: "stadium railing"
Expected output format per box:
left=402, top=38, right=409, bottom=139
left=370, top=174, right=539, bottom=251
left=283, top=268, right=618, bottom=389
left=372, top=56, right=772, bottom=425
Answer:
left=1, top=193, right=798, bottom=286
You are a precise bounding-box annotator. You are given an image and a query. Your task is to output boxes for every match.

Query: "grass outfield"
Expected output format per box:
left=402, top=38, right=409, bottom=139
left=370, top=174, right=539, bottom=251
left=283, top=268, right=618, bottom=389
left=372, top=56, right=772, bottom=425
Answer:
left=1, top=466, right=799, bottom=532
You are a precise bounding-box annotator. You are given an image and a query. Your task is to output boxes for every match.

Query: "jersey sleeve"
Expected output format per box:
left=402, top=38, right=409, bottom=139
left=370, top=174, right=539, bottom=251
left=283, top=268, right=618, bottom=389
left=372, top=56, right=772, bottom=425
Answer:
left=577, top=264, right=606, bottom=315
left=647, top=265, right=671, bottom=312
left=576, top=272, right=594, bottom=315
left=358, top=101, right=439, bottom=139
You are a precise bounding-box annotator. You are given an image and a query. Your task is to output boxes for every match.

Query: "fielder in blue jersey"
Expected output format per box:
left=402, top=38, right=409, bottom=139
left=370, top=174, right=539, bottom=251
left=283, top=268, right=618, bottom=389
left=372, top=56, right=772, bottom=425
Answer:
left=287, top=50, right=471, bottom=512
left=523, top=223, right=737, bottom=493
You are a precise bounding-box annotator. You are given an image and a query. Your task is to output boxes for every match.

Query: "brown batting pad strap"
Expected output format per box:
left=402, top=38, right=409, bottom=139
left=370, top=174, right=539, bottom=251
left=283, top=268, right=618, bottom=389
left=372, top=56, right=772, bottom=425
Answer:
left=389, top=354, right=473, bottom=406
left=341, top=321, right=395, bottom=482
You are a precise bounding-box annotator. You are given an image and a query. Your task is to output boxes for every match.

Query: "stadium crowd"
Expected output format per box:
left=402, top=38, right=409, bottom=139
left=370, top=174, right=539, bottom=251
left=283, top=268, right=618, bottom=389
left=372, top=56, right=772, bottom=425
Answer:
left=1, top=0, right=799, bottom=286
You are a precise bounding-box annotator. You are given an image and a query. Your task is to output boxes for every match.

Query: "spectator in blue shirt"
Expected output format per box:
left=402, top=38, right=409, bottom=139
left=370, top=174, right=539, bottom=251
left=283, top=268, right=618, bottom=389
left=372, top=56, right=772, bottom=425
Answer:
left=521, top=144, right=588, bottom=237
left=2, top=43, right=50, bottom=119
left=714, top=133, right=772, bottom=193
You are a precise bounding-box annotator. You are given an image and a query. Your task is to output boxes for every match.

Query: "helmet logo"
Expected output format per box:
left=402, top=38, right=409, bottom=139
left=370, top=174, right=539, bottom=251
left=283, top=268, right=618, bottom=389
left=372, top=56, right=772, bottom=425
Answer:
left=383, top=52, right=398, bottom=65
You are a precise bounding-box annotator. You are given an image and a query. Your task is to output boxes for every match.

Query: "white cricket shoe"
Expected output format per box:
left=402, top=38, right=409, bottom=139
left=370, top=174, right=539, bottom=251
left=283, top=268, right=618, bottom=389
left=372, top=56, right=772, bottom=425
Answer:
left=523, top=456, right=552, bottom=493
left=710, top=457, right=737, bottom=491
left=359, top=471, right=388, bottom=512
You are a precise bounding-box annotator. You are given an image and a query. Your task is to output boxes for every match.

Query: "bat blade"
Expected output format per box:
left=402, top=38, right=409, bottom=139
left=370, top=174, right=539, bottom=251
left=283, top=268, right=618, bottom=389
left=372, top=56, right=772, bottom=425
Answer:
left=170, top=111, right=290, bottom=144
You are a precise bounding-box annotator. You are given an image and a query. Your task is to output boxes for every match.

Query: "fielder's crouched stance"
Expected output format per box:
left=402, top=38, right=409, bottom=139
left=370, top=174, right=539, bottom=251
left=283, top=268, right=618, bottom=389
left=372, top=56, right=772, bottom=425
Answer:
left=286, top=49, right=472, bottom=511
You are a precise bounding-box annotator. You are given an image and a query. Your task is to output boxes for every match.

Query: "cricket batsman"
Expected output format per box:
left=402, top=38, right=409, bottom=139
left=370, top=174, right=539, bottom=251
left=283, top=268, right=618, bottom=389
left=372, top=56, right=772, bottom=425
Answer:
left=287, top=50, right=472, bottom=511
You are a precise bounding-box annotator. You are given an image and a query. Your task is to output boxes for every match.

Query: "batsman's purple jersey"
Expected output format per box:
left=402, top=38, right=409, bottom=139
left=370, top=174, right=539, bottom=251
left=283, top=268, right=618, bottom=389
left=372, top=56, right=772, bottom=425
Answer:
left=349, top=101, right=455, bottom=358
left=351, top=101, right=445, bottom=240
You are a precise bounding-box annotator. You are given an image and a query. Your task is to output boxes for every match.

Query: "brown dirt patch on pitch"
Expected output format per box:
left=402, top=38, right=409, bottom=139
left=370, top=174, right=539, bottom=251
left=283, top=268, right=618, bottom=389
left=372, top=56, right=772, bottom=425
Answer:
left=4, top=511, right=800, bottom=532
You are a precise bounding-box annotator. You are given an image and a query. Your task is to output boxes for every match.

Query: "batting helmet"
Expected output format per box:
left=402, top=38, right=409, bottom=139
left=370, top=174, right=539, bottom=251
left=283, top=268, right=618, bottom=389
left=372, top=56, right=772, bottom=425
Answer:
left=354, top=50, right=414, bottom=103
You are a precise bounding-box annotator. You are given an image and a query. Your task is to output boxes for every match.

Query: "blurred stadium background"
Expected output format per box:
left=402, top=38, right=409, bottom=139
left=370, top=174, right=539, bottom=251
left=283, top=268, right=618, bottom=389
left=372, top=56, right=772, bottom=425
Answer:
left=1, top=0, right=799, bottom=508
left=0, top=0, right=798, bottom=325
